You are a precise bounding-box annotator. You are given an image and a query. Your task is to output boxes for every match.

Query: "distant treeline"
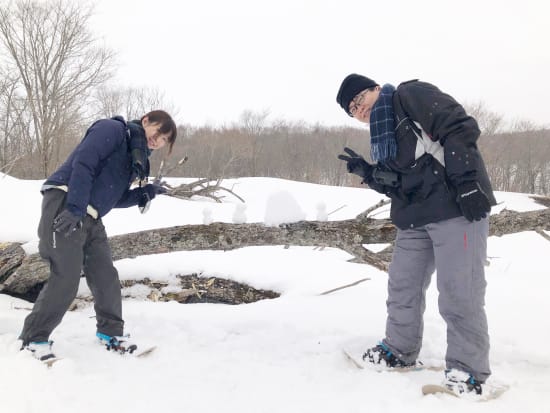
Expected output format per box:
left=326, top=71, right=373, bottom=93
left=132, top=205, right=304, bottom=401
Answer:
left=146, top=121, right=550, bottom=196
left=4, top=117, right=550, bottom=196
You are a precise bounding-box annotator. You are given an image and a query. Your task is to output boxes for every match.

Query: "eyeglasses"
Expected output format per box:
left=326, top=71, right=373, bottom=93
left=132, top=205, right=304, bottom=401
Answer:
left=348, top=89, right=369, bottom=117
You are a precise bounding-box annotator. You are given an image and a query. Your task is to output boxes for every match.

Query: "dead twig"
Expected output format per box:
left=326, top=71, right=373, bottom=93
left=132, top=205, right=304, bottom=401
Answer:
left=153, top=157, right=189, bottom=188
left=328, top=205, right=347, bottom=216
left=153, top=155, right=245, bottom=203
left=356, top=199, right=391, bottom=220
left=318, top=277, right=370, bottom=296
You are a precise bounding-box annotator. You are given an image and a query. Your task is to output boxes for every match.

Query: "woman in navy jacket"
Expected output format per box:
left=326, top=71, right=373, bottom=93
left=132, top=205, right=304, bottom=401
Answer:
left=20, top=110, right=177, bottom=361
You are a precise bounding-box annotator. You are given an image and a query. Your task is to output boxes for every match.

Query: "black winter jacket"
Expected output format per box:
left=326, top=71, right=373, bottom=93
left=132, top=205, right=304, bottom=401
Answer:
left=364, top=80, right=496, bottom=229
left=45, top=117, right=150, bottom=218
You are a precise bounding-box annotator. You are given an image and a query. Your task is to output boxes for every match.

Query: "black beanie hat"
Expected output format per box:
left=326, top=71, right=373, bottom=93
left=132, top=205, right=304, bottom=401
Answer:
left=336, top=74, right=379, bottom=116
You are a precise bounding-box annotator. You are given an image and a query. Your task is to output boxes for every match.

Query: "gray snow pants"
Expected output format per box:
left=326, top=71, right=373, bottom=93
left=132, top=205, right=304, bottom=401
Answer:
left=19, top=189, right=124, bottom=344
left=382, top=216, right=491, bottom=382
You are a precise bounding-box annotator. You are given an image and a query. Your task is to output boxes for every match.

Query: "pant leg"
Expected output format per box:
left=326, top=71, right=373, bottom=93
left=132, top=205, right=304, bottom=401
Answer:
left=383, top=225, right=435, bottom=363
left=19, top=190, right=86, bottom=344
left=82, top=218, right=124, bottom=337
left=427, top=216, right=491, bottom=381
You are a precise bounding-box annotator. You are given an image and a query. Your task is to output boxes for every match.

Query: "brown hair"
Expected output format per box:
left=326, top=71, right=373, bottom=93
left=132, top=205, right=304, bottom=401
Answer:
left=141, top=110, right=178, bottom=154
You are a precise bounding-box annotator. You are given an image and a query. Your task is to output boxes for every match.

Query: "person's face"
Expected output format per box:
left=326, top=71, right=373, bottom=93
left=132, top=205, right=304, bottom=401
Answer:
left=142, top=116, right=171, bottom=150
left=349, top=86, right=380, bottom=123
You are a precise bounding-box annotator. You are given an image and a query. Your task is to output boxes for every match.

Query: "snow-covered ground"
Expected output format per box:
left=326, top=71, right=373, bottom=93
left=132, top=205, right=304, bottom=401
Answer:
left=1, top=173, right=549, bottom=413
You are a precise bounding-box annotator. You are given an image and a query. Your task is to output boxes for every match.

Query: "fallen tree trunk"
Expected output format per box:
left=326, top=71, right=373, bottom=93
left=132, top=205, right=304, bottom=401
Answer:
left=1, top=207, right=548, bottom=299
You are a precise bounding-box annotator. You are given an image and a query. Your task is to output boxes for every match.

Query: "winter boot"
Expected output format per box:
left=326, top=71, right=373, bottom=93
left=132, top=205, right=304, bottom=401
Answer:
left=362, top=342, right=418, bottom=368
left=443, top=368, right=483, bottom=395
left=23, top=341, right=56, bottom=361
left=96, top=332, right=138, bottom=354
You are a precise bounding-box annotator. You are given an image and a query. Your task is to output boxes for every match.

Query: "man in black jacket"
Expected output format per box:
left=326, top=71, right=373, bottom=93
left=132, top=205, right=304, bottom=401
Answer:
left=336, top=74, right=496, bottom=396
left=19, top=110, right=177, bottom=362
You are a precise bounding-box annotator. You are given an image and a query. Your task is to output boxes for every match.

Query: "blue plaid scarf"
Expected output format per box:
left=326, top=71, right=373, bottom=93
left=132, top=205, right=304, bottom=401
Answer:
left=369, top=84, right=397, bottom=163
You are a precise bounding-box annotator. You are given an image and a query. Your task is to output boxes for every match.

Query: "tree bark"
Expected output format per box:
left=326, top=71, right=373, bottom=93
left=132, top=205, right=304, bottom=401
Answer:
left=1, top=208, right=548, bottom=299
left=0, top=242, right=25, bottom=283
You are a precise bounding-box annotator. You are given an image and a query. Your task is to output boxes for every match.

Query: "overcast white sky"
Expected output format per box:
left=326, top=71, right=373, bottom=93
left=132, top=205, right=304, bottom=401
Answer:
left=87, top=0, right=549, bottom=128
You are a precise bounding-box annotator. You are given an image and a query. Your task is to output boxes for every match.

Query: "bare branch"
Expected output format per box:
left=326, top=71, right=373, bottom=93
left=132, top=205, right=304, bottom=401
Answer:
left=356, top=199, right=391, bottom=219
left=167, top=177, right=246, bottom=203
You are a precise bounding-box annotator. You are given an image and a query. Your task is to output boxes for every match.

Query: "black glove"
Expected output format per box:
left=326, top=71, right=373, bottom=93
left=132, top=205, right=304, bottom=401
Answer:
left=144, top=182, right=167, bottom=199
left=138, top=182, right=167, bottom=214
left=456, top=181, right=491, bottom=222
left=53, top=209, right=82, bottom=236
left=337, top=147, right=373, bottom=180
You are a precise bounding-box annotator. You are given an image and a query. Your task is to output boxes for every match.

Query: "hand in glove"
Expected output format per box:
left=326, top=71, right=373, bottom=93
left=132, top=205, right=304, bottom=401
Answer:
left=337, top=147, right=373, bottom=180
left=53, top=209, right=82, bottom=236
left=139, top=182, right=167, bottom=214
left=144, top=182, right=167, bottom=199
left=456, top=181, right=491, bottom=222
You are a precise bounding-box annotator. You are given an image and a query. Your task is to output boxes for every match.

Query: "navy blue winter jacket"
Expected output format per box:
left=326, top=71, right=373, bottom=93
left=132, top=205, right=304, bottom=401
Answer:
left=46, top=117, right=149, bottom=218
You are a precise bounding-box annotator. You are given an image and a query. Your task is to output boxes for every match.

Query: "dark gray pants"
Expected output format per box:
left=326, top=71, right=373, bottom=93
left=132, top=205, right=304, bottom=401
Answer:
left=382, top=216, right=491, bottom=381
left=19, top=189, right=124, bottom=344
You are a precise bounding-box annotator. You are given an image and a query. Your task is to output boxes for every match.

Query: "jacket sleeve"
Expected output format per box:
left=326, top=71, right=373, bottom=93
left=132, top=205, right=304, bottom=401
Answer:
left=65, top=120, right=126, bottom=216
left=397, top=81, right=482, bottom=186
left=114, top=187, right=144, bottom=208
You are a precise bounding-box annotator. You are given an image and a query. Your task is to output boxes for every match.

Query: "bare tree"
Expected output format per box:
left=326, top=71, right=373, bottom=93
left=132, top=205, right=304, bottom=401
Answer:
left=0, top=0, right=115, bottom=177
left=510, top=121, right=550, bottom=194
left=479, top=125, right=550, bottom=195
left=464, top=100, right=504, bottom=136
left=0, top=74, right=18, bottom=170
left=94, top=85, right=179, bottom=121
left=238, top=109, right=270, bottom=135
